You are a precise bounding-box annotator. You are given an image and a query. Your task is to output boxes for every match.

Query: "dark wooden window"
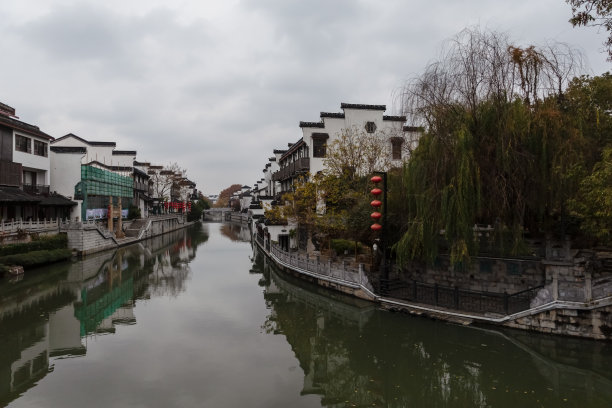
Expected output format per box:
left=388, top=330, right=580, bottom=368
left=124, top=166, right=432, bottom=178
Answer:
left=34, top=140, right=48, bottom=157
left=15, top=135, right=31, bottom=153
left=391, top=138, right=403, bottom=160
left=312, top=133, right=329, bottom=158
left=365, top=121, right=377, bottom=133
left=313, top=139, right=326, bottom=158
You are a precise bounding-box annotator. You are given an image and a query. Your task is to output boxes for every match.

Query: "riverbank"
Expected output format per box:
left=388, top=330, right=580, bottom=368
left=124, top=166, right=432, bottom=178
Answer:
left=62, top=214, right=193, bottom=256
left=253, top=229, right=612, bottom=341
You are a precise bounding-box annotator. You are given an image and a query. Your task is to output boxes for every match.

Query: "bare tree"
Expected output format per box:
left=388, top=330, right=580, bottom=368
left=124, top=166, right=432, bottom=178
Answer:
left=323, top=126, right=394, bottom=180
left=150, top=162, right=186, bottom=201
left=400, top=28, right=583, bottom=129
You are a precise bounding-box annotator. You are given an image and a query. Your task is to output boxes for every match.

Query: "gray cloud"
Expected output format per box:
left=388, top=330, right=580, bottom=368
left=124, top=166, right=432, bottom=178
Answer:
left=0, top=0, right=608, bottom=194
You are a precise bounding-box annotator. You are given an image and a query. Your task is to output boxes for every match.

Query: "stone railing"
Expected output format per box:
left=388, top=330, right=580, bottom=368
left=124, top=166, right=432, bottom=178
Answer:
left=1, top=218, right=65, bottom=233
left=269, top=243, right=370, bottom=290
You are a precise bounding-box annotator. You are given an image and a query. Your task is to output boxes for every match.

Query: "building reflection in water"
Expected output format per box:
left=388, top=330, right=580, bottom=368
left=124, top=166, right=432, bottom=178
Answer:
left=0, top=224, right=208, bottom=407
left=219, top=222, right=252, bottom=243
left=251, top=245, right=612, bottom=408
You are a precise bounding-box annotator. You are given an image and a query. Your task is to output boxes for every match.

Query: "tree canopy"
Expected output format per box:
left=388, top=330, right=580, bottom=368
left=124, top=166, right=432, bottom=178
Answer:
left=567, top=0, right=612, bottom=60
left=395, top=28, right=608, bottom=265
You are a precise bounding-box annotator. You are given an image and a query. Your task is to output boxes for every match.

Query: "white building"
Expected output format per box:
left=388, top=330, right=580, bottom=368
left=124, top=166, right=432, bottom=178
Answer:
left=50, top=133, right=136, bottom=220
left=272, top=103, right=420, bottom=196
left=0, top=102, right=76, bottom=221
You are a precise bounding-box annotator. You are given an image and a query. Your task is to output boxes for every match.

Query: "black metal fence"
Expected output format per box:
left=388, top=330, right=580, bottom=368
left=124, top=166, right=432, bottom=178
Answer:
left=374, top=278, right=543, bottom=315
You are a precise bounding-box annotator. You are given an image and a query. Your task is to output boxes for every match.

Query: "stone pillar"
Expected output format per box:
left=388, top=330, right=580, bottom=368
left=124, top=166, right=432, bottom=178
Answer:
left=552, top=268, right=559, bottom=301
left=359, top=263, right=364, bottom=285
left=116, top=197, right=125, bottom=238
left=108, top=196, right=114, bottom=232
left=585, top=270, right=592, bottom=302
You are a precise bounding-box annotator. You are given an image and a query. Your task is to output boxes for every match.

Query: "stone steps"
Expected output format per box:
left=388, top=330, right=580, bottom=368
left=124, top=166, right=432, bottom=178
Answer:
left=125, top=219, right=147, bottom=237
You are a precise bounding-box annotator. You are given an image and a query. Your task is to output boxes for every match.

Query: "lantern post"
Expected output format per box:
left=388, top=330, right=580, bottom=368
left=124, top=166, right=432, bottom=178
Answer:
left=370, top=171, right=388, bottom=280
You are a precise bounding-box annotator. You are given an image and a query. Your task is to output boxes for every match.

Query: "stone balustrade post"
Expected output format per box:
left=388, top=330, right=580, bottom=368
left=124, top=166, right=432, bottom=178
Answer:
left=552, top=269, right=559, bottom=301
left=359, top=263, right=364, bottom=285
left=585, top=271, right=592, bottom=302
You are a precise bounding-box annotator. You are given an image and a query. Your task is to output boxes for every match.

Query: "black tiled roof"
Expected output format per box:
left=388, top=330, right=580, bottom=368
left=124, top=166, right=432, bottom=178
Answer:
left=50, top=146, right=87, bottom=153
left=403, top=126, right=425, bottom=132
left=0, top=186, right=41, bottom=203
left=341, top=103, right=386, bottom=111
left=52, top=133, right=116, bottom=147
left=299, top=121, right=325, bottom=128
left=383, top=115, right=407, bottom=122
left=39, top=194, right=77, bottom=206
left=0, top=115, right=53, bottom=140
left=320, top=112, right=345, bottom=119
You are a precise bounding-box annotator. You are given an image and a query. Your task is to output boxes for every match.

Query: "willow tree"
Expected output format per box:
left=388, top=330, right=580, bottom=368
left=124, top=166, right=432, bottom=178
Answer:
left=396, top=28, right=585, bottom=265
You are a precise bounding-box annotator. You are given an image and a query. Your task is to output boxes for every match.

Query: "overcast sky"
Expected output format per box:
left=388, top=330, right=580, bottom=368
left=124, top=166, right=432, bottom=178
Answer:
left=1, top=0, right=609, bottom=194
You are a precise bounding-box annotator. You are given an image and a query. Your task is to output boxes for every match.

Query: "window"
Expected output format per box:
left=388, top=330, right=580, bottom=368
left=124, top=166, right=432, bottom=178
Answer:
left=391, top=137, right=404, bottom=160
left=365, top=121, right=377, bottom=133
left=15, top=135, right=31, bottom=153
left=34, top=140, right=48, bottom=157
left=312, top=133, right=329, bottom=158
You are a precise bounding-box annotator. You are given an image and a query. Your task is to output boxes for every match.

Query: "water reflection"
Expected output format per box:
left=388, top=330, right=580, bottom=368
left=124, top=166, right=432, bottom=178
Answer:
left=0, top=224, right=208, bottom=407
left=219, top=222, right=252, bottom=242
left=252, top=245, right=612, bottom=407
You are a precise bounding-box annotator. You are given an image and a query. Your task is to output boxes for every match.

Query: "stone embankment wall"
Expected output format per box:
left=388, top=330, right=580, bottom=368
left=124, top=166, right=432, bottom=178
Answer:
left=400, top=256, right=544, bottom=294
left=257, top=228, right=612, bottom=340
left=507, top=306, right=612, bottom=341
left=63, top=215, right=188, bottom=256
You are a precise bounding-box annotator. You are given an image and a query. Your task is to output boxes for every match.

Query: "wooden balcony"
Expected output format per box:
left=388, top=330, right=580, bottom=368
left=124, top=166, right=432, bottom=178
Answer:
left=22, top=184, right=50, bottom=195
left=272, top=157, right=310, bottom=181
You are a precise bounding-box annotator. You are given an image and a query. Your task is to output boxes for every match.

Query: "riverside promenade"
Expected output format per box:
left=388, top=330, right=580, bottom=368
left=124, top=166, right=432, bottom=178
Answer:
left=253, top=230, right=612, bottom=341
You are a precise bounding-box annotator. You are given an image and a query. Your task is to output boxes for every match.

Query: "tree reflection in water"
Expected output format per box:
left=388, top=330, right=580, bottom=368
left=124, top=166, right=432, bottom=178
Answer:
left=252, top=246, right=612, bottom=408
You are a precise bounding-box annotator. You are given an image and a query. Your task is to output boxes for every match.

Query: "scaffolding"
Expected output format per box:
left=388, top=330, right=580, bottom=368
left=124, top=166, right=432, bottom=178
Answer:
left=77, top=165, right=134, bottom=221
left=80, top=165, right=133, bottom=197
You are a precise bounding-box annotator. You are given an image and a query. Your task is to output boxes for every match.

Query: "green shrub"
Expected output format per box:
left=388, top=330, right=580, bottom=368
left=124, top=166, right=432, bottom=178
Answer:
left=0, top=248, right=72, bottom=269
left=0, top=234, right=67, bottom=256
left=331, top=239, right=365, bottom=255
left=128, top=205, right=141, bottom=220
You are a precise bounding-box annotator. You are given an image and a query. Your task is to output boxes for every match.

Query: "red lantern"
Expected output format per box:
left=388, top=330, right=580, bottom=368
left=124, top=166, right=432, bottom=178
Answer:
left=371, top=188, right=382, bottom=196
left=371, top=223, right=382, bottom=231
left=371, top=175, right=382, bottom=184
left=371, top=212, right=382, bottom=220
left=371, top=200, right=382, bottom=208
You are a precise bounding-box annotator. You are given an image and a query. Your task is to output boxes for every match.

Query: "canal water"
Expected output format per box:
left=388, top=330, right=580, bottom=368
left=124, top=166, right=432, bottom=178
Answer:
left=1, top=222, right=612, bottom=408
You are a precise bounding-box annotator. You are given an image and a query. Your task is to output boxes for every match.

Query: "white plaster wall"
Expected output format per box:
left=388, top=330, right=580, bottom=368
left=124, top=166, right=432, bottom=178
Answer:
left=112, top=154, right=136, bottom=167
left=305, top=107, right=413, bottom=175
left=85, top=145, right=116, bottom=165
left=13, top=132, right=51, bottom=184
left=267, top=224, right=294, bottom=243
left=51, top=135, right=87, bottom=148
left=50, top=151, right=84, bottom=219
